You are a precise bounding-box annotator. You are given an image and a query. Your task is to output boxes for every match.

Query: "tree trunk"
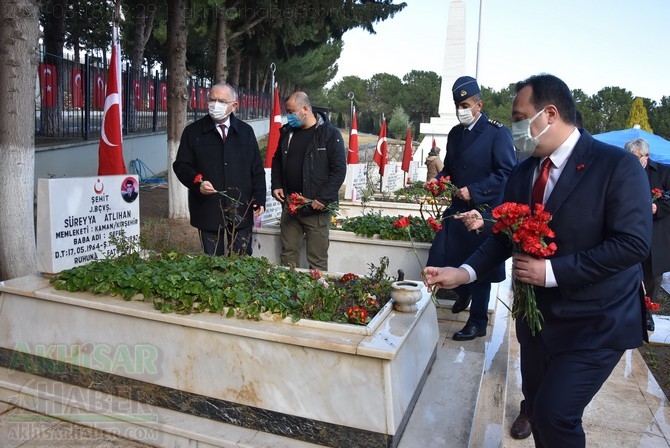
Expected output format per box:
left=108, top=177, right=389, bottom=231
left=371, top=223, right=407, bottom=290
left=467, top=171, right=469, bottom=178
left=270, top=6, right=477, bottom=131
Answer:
left=230, top=49, right=241, bottom=88
left=0, top=0, right=40, bottom=280
left=129, top=0, right=156, bottom=131
left=41, top=0, right=66, bottom=137
left=167, top=0, right=189, bottom=219
left=214, top=14, right=229, bottom=84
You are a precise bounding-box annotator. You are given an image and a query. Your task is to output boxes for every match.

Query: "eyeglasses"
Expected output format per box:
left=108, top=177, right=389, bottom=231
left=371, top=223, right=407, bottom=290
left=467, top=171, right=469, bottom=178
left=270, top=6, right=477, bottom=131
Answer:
left=209, top=98, right=235, bottom=105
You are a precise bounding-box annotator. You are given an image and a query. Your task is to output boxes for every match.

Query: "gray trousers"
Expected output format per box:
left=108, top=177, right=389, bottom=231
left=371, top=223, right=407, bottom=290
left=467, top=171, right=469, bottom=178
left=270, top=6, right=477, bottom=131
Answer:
left=279, top=209, right=330, bottom=271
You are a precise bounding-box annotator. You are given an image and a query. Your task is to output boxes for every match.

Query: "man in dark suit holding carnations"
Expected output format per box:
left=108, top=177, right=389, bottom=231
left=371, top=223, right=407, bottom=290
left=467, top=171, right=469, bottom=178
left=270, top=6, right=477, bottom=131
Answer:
left=424, top=74, right=651, bottom=447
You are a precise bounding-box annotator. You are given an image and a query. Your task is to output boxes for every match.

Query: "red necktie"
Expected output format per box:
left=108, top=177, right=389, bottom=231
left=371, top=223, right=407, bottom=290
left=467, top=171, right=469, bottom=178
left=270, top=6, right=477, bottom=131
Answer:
left=219, top=124, right=227, bottom=143
left=531, top=158, right=552, bottom=206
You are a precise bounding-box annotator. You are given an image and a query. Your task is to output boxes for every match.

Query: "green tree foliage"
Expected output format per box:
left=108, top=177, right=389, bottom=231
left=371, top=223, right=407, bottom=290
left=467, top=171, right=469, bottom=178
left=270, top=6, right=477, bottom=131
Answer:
left=322, top=75, right=369, bottom=128
left=388, top=105, right=410, bottom=139
left=480, top=84, right=515, bottom=127
left=367, top=73, right=403, bottom=124
left=274, top=40, right=342, bottom=96
left=649, top=96, right=670, bottom=140
left=63, top=0, right=116, bottom=61
left=401, top=70, right=440, bottom=134
left=587, top=87, right=633, bottom=134
left=626, top=97, right=653, bottom=131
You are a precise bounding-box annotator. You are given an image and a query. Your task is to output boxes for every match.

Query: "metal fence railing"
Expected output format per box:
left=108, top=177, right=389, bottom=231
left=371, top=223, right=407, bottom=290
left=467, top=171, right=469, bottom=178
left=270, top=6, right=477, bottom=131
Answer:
left=36, top=47, right=271, bottom=145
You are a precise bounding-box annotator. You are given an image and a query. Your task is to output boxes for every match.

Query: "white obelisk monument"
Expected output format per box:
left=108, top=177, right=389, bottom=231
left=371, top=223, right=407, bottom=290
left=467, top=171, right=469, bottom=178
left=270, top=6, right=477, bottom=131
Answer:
left=418, top=0, right=467, bottom=159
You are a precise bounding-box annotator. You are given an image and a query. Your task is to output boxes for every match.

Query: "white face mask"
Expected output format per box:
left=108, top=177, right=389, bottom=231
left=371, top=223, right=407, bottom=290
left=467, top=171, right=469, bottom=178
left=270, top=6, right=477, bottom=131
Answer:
left=208, top=101, right=230, bottom=122
left=456, top=106, right=475, bottom=125
left=511, top=108, right=551, bottom=157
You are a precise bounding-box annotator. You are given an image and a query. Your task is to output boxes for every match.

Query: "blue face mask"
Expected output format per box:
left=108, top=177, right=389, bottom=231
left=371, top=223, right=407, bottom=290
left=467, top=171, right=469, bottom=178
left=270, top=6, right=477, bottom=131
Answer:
left=287, top=111, right=304, bottom=128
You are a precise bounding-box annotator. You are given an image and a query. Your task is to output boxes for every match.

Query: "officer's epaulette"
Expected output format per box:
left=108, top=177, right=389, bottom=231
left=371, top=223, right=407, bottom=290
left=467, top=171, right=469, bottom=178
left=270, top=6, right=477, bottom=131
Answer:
left=488, top=119, right=503, bottom=128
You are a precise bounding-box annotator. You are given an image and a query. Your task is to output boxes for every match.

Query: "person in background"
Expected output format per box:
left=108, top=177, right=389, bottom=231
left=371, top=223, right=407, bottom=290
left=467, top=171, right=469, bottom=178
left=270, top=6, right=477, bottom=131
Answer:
left=624, top=138, right=670, bottom=331
left=426, top=75, right=516, bottom=341
left=271, top=91, right=346, bottom=271
left=425, top=146, right=444, bottom=181
left=424, top=73, right=651, bottom=447
left=173, top=83, right=266, bottom=256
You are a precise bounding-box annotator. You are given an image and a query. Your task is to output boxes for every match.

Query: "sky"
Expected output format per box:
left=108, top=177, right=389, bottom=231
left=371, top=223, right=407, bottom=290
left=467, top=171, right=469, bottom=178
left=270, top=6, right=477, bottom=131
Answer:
left=331, top=0, right=670, bottom=103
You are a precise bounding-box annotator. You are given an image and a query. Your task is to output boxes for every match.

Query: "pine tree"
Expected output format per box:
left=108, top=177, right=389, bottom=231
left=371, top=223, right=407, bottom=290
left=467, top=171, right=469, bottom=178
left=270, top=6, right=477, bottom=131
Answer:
left=626, top=97, right=653, bottom=132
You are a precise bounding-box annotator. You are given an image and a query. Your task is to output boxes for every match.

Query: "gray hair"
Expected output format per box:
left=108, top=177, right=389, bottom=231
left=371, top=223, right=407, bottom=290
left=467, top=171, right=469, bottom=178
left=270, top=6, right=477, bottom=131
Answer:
left=624, top=138, right=650, bottom=156
left=211, top=83, right=238, bottom=101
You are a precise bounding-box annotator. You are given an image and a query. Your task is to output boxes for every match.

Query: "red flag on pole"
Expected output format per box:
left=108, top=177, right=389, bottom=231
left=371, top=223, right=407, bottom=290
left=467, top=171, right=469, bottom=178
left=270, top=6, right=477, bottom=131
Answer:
left=159, top=82, right=168, bottom=110
left=148, top=83, right=155, bottom=110
left=39, top=63, right=57, bottom=107
left=70, top=69, right=83, bottom=109
left=133, top=80, right=142, bottom=110
left=93, top=73, right=105, bottom=110
left=401, top=126, right=413, bottom=173
left=264, top=86, right=282, bottom=168
left=189, top=85, right=196, bottom=109
left=432, top=136, right=436, bottom=147
left=374, top=119, right=388, bottom=176
left=98, top=26, right=126, bottom=175
left=348, top=107, right=359, bottom=164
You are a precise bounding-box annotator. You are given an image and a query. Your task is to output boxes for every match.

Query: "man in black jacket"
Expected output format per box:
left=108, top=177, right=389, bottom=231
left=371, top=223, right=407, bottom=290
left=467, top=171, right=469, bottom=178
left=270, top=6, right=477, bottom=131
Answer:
left=173, top=83, right=266, bottom=256
left=271, top=92, right=346, bottom=271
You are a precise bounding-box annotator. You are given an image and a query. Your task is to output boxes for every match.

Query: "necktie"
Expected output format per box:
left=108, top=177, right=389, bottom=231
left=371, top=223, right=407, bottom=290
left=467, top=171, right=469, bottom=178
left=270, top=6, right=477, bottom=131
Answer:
left=531, top=158, right=552, bottom=206
left=219, top=124, right=227, bottom=143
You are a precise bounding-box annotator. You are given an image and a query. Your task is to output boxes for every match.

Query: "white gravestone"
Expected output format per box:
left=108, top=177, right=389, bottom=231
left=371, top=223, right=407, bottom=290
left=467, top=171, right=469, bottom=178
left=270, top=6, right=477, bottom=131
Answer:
left=36, top=175, right=141, bottom=274
left=261, top=168, right=282, bottom=225
left=344, top=163, right=367, bottom=199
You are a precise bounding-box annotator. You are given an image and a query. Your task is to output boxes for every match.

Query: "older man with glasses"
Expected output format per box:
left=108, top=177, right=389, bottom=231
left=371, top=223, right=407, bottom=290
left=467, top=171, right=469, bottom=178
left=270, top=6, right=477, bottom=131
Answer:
left=624, top=137, right=670, bottom=331
left=173, top=83, right=266, bottom=256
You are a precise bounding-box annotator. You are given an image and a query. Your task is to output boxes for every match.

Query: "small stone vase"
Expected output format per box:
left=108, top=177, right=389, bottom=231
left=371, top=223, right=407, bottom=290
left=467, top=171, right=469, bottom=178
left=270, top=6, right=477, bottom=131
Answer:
left=391, top=280, right=423, bottom=312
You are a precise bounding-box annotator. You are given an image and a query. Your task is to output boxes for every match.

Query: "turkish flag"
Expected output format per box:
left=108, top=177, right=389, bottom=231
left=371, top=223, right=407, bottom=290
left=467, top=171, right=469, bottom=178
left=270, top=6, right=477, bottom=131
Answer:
left=432, top=137, right=437, bottom=148
left=264, top=87, right=282, bottom=168
left=198, top=87, right=206, bottom=110
left=98, top=27, right=126, bottom=175
left=348, top=107, right=359, bottom=164
left=133, top=80, right=142, bottom=110
left=93, top=73, right=105, bottom=110
left=70, top=69, right=83, bottom=109
left=39, top=63, right=57, bottom=107
left=148, top=83, right=155, bottom=110
left=401, top=127, right=413, bottom=173
left=159, top=82, right=167, bottom=110
left=374, top=119, right=388, bottom=176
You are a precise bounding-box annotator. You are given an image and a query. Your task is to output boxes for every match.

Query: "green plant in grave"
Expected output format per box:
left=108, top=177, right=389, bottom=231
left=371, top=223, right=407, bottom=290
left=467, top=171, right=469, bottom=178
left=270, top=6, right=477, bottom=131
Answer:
left=50, top=242, right=396, bottom=325
left=332, top=211, right=435, bottom=243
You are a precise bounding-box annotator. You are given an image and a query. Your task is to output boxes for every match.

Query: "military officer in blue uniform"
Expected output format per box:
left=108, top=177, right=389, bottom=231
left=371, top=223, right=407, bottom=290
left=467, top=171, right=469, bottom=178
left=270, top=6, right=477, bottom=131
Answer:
left=427, top=76, right=516, bottom=340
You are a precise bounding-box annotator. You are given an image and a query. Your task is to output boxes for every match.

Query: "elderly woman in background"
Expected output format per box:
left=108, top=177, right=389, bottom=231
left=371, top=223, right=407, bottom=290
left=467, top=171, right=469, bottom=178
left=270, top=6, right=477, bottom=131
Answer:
left=425, top=146, right=444, bottom=181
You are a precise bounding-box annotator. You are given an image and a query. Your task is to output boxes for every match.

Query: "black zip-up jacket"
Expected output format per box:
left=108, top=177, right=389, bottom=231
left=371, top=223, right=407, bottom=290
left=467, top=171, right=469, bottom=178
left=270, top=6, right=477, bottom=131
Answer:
left=271, top=111, right=346, bottom=212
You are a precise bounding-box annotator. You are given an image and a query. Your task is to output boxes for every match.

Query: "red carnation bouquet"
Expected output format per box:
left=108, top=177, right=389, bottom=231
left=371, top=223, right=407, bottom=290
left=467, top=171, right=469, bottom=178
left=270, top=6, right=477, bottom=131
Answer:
left=646, top=296, right=660, bottom=312
left=652, top=188, right=663, bottom=202
left=418, top=176, right=458, bottom=232
left=492, top=202, right=557, bottom=336
left=287, top=192, right=339, bottom=216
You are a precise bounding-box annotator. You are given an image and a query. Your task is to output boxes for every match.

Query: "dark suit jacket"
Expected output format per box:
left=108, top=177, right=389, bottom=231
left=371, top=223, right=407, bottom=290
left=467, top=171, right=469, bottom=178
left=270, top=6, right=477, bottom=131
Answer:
left=430, top=113, right=516, bottom=283
left=173, top=113, right=266, bottom=231
left=467, top=130, right=652, bottom=352
left=645, top=159, right=670, bottom=276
